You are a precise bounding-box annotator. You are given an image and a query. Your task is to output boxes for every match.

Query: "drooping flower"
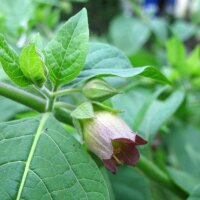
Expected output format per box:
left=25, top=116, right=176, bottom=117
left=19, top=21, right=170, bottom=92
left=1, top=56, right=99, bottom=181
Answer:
left=83, top=111, right=147, bottom=173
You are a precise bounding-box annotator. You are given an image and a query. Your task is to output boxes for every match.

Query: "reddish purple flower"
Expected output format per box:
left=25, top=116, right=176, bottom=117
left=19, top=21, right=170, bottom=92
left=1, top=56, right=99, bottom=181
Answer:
left=83, top=111, right=147, bottom=173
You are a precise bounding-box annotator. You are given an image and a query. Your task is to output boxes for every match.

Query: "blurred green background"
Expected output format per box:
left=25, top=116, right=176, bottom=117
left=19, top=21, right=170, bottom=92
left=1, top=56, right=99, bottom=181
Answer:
left=1, top=0, right=200, bottom=199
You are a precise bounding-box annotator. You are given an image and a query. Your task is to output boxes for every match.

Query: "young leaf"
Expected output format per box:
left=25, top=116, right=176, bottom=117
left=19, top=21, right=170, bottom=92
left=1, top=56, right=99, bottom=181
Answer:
left=0, top=114, right=109, bottom=199
left=166, top=37, right=186, bottom=71
left=0, top=34, right=31, bottom=87
left=186, top=45, right=200, bottom=75
left=19, top=43, right=46, bottom=87
left=45, top=8, right=89, bottom=87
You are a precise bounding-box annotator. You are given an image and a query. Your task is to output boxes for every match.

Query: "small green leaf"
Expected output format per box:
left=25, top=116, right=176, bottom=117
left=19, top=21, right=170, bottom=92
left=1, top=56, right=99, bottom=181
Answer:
left=166, top=37, right=186, bottom=71
left=167, top=167, right=199, bottom=194
left=186, top=45, right=200, bottom=75
left=45, top=8, right=89, bottom=87
left=71, top=101, right=95, bottom=119
left=0, top=34, right=31, bottom=87
left=0, top=114, right=109, bottom=199
left=19, top=43, right=46, bottom=87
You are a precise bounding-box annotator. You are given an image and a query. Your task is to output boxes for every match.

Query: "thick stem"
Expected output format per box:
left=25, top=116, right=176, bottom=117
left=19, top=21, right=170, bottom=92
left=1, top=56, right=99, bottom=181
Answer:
left=0, top=82, right=46, bottom=112
left=137, top=155, right=188, bottom=199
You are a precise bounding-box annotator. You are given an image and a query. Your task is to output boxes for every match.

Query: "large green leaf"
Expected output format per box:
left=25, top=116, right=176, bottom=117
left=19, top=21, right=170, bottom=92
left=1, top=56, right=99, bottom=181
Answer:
left=70, top=43, right=170, bottom=86
left=109, top=16, right=150, bottom=55
left=45, top=8, right=89, bottom=87
left=0, top=114, right=109, bottom=199
left=0, top=35, right=31, bottom=87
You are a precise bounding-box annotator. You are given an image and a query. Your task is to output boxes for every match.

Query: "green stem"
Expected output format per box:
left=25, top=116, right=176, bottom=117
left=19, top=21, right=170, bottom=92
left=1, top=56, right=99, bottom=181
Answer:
left=53, top=88, right=81, bottom=97
left=0, top=82, right=46, bottom=112
left=53, top=106, right=73, bottom=126
left=137, top=155, right=188, bottom=199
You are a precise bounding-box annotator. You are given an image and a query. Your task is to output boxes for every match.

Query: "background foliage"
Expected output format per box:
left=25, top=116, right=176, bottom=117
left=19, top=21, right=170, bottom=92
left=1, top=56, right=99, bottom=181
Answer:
left=0, top=0, right=200, bottom=199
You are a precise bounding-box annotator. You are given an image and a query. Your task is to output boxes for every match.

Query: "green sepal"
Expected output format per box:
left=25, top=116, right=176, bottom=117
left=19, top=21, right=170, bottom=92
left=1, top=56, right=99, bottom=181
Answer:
left=71, top=101, right=95, bottom=119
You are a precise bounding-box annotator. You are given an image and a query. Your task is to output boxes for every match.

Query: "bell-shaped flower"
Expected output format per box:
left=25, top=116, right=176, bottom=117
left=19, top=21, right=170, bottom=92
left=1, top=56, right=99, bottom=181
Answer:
left=83, top=111, right=147, bottom=173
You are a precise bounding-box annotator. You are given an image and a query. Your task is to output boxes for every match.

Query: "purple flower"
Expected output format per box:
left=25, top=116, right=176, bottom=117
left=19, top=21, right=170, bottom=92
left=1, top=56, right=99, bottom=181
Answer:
left=83, top=111, right=147, bottom=173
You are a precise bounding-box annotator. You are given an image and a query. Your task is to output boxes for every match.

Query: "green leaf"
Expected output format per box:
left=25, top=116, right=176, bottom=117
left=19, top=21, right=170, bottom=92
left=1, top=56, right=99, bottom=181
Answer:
left=166, top=37, right=186, bottom=71
left=109, top=166, right=151, bottom=200
left=19, top=43, right=46, bottom=87
left=0, top=96, right=27, bottom=122
left=186, top=45, right=200, bottom=75
left=150, top=18, right=168, bottom=44
left=45, top=8, right=89, bottom=87
left=138, top=91, right=184, bottom=140
left=166, top=125, right=200, bottom=179
left=93, top=101, right=123, bottom=113
left=0, top=114, right=109, bottom=199
left=71, top=101, right=94, bottom=119
left=188, top=184, right=200, bottom=200
left=0, top=64, right=8, bottom=81
left=0, top=35, right=31, bottom=87
left=167, top=167, right=199, bottom=194
left=70, top=43, right=170, bottom=86
left=109, top=16, right=150, bottom=55
left=112, top=89, right=184, bottom=140
left=171, top=21, right=197, bottom=41
left=0, top=0, right=33, bottom=37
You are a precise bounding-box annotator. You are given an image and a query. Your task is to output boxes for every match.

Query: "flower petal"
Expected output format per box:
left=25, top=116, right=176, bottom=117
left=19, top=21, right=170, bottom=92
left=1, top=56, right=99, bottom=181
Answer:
left=103, top=158, right=117, bottom=174
left=116, top=146, right=140, bottom=166
left=135, top=134, right=148, bottom=145
left=112, top=138, right=140, bottom=166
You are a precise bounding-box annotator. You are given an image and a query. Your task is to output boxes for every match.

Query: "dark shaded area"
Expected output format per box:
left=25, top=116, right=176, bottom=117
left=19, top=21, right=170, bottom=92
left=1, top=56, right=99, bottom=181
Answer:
left=63, top=0, right=121, bottom=35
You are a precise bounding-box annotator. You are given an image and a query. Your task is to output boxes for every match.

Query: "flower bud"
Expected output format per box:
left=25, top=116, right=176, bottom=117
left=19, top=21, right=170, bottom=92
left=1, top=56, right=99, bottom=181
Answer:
left=19, top=43, right=46, bottom=87
left=82, top=78, right=118, bottom=101
left=83, top=111, right=147, bottom=173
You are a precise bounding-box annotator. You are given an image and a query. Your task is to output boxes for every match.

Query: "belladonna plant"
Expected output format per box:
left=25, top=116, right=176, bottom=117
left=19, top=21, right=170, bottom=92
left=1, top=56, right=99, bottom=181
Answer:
left=82, top=111, right=147, bottom=173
